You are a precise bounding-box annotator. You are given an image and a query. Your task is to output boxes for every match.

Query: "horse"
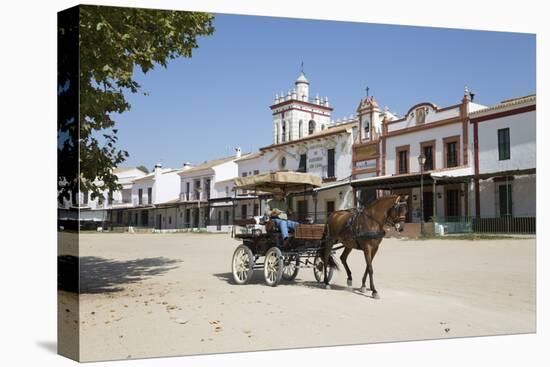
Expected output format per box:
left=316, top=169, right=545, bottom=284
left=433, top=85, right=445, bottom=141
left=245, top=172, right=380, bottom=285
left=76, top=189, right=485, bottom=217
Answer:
left=321, top=194, right=408, bottom=299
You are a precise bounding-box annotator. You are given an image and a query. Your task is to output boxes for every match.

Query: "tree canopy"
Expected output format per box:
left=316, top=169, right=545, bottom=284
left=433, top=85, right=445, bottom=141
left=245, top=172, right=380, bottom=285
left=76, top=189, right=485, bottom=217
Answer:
left=58, top=5, right=214, bottom=202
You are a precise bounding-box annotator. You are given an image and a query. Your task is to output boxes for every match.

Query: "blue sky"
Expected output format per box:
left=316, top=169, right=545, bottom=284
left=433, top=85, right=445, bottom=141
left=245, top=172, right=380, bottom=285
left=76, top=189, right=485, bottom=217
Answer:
left=115, top=13, right=535, bottom=170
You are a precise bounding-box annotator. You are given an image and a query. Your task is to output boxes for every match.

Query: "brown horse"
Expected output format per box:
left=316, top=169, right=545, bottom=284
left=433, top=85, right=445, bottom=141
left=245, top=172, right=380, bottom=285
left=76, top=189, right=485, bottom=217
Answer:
left=321, top=195, right=408, bottom=299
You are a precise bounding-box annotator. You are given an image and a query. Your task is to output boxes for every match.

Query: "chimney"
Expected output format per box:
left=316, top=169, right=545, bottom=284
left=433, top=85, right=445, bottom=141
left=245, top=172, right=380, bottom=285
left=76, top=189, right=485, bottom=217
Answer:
left=182, top=162, right=192, bottom=170
left=235, top=147, right=242, bottom=158
left=154, top=163, right=162, bottom=179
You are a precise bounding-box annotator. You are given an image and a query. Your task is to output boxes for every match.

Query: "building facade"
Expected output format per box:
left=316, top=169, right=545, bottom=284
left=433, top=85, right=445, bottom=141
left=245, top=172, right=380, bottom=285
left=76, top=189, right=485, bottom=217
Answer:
left=77, top=73, right=535, bottom=235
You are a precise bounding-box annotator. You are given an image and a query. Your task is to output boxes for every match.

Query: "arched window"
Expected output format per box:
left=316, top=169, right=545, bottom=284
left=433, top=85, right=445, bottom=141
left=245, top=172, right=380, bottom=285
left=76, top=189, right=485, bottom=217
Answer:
left=308, top=120, right=316, bottom=135
left=275, top=123, right=279, bottom=144
left=298, top=120, right=303, bottom=139
left=282, top=121, right=287, bottom=142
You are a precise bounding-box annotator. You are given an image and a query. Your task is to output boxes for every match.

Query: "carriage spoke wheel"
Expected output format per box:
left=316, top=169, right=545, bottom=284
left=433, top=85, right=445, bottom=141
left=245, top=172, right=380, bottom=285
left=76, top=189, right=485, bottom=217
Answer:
left=313, top=255, right=334, bottom=283
left=282, top=255, right=300, bottom=281
left=232, top=245, right=254, bottom=285
left=264, top=247, right=284, bottom=287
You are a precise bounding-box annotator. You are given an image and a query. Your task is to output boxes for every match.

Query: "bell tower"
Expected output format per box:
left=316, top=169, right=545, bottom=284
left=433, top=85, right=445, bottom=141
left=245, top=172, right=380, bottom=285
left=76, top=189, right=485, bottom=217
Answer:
left=269, top=72, right=333, bottom=144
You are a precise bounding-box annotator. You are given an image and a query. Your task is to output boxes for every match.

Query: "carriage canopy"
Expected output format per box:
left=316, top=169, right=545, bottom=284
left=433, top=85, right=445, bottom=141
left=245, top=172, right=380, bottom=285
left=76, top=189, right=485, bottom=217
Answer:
left=234, top=170, right=322, bottom=195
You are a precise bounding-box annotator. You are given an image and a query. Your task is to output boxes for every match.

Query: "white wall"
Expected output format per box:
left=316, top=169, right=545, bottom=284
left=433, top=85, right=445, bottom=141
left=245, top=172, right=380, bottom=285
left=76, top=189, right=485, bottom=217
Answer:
left=385, top=122, right=466, bottom=175
left=477, top=110, right=535, bottom=173
left=478, top=175, right=535, bottom=218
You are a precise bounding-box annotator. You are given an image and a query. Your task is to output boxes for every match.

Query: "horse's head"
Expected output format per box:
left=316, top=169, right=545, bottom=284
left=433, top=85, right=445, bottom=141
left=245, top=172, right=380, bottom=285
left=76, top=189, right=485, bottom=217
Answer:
left=386, top=195, right=408, bottom=232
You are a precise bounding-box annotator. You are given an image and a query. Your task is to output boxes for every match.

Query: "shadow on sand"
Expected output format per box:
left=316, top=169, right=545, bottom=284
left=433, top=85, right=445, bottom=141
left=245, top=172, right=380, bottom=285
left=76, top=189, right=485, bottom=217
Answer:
left=58, top=255, right=181, bottom=294
left=213, top=271, right=376, bottom=299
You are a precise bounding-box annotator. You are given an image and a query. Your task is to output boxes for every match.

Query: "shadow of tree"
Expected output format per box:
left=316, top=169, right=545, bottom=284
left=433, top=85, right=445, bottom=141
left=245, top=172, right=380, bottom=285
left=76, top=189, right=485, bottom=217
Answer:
left=58, top=255, right=181, bottom=294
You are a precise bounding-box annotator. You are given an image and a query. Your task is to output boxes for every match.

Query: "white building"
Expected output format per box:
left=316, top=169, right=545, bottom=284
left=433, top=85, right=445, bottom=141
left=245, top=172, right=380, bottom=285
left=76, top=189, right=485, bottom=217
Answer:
left=232, top=73, right=357, bottom=222
left=119, top=164, right=181, bottom=229
left=177, top=150, right=248, bottom=232
left=470, top=94, right=536, bottom=220
left=58, top=167, right=147, bottom=228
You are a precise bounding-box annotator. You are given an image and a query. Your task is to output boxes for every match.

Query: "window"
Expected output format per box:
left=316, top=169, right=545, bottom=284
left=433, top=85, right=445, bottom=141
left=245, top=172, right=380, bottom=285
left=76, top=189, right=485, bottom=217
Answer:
left=241, top=204, right=247, bottom=219
left=253, top=203, right=259, bottom=216
left=275, top=124, right=279, bottom=144
left=147, top=187, right=152, bottom=204
left=108, top=191, right=113, bottom=205
left=444, top=136, right=460, bottom=168
left=308, top=120, right=316, bottom=135
left=421, top=140, right=435, bottom=171
left=364, top=123, right=370, bottom=140
left=498, top=183, right=513, bottom=217
left=116, top=211, right=122, bottom=224
left=498, top=128, right=511, bottom=160
left=224, top=211, right=230, bottom=225
left=298, top=120, right=303, bottom=138
left=185, top=182, right=190, bottom=199
left=281, top=121, right=287, bottom=142
left=141, top=211, right=148, bottom=226
left=326, top=201, right=335, bottom=217
left=446, top=189, right=460, bottom=217
left=327, top=149, right=335, bottom=178
left=423, top=145, right=434, bottom=171
left=242, top=172, right=248, bottom=177
left=298, top=154, right=307, bottom=172
left=138, top=188, right=143, bottom=205
left=280, top=156, right=287, bottom=169
left=253, top=170, right=259, bottom=175
left=396, top=146, right=409, bottom=174
left=82, top=191, right=88, bottom=205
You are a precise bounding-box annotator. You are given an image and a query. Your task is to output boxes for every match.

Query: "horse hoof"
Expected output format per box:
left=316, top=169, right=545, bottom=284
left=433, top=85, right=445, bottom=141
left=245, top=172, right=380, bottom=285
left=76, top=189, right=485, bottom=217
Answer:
left=372, top=292, right=380, bottom=299
left=325, top=284, right=331, bottom=290
left=360, top=287, right=367, bottom=293
left=347, top=279, right=352, bottom=287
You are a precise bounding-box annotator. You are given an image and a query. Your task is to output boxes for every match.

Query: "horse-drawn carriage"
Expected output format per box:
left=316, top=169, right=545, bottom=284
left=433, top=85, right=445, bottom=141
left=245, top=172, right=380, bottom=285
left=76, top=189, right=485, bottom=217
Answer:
left=230, top=171, right=337, bottom=287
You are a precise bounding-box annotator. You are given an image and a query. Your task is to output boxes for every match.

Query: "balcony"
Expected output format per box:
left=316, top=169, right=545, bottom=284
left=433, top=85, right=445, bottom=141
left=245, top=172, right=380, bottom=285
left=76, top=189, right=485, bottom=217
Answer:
left=180, top=191, right=209, bottom=202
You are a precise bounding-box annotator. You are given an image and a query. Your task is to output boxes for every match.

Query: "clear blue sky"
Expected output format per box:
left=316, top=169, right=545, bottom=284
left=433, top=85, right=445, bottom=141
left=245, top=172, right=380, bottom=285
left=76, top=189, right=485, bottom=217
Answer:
left=115, top=13, right=535, bottom=170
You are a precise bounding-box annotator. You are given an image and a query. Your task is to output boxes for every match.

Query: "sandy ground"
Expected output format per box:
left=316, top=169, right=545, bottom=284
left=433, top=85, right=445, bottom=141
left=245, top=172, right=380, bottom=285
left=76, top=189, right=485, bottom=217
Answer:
left=58, top=232, right=535, bottom=362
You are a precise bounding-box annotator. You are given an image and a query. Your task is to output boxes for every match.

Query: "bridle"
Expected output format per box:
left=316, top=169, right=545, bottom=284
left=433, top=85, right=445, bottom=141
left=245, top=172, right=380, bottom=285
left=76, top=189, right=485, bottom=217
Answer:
left=385, top=200, right=408, bottom=229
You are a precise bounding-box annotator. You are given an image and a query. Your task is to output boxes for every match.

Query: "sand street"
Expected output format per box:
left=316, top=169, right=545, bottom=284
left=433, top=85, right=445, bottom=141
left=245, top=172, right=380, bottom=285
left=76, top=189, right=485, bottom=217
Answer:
left=58, top=232, right=535, bottom=362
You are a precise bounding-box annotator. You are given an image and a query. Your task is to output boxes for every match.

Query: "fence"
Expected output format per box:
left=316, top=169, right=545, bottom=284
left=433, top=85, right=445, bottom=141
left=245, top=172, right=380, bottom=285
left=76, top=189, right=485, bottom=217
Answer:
left=472, top=216, right=535, bottom=234
left=435, top=216, right=535, bottom=235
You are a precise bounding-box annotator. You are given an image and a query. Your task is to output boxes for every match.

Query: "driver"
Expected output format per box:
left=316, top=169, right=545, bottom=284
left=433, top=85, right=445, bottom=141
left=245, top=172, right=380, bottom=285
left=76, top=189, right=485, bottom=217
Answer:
left=265, top=193, right=299, bottom=245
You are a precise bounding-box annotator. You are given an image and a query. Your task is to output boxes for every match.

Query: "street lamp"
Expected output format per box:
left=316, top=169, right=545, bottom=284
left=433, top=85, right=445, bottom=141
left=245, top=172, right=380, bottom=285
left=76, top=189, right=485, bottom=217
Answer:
left=418, top=153, right=426, bottom=236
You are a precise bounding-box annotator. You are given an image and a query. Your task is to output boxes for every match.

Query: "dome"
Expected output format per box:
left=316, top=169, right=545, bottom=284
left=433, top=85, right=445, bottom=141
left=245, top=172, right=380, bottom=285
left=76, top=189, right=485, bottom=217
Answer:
left=295, top=72, right=309, bottom=85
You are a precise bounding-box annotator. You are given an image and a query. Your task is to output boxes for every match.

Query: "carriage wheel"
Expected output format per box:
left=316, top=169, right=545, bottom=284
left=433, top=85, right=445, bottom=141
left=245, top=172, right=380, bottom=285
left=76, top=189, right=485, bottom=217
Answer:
left=264, top=247, right=284, bottom=287
left=232, top=245, right=255, bottom=285
left=282, top=255, right=300, bottom=281
left=313, top=255, right=334, bottom=283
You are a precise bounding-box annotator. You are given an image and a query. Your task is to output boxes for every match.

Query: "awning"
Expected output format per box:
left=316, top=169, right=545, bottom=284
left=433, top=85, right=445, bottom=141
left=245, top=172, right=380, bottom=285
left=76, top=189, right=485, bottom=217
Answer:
left=234, top=171, right=322, bottom=195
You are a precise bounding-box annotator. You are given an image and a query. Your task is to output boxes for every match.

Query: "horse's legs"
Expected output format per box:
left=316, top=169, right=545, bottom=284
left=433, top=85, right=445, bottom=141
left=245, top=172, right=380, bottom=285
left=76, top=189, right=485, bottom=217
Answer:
left=340, top=247, right=353, bottom=287
left=366, top=245, right=379, bottom=299
left=360, top=247, right=369, bottom=293
left=322, top=240, right=333, bottom=289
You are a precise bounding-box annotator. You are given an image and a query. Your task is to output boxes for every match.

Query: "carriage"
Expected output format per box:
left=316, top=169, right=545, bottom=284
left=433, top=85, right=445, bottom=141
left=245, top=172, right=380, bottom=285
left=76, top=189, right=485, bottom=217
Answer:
left=230, top=171, right=337, bottom=287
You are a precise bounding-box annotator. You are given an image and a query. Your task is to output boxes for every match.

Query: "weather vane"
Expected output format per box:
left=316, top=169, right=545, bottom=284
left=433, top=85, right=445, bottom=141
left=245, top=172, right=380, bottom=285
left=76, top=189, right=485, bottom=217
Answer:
left=300, top=61, right=304, bottom=75
left=366, top=86, right=370, bottom=98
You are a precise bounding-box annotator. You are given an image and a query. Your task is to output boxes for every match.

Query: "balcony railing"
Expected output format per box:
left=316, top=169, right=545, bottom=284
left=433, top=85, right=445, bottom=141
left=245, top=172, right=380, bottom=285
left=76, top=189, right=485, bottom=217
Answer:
left=180, top=191, right=210, bottom=202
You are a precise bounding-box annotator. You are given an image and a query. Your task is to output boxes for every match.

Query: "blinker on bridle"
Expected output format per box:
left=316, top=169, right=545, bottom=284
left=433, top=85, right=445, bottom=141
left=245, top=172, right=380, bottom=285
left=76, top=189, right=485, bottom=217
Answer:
left=385, top=200, right=407, bottom=227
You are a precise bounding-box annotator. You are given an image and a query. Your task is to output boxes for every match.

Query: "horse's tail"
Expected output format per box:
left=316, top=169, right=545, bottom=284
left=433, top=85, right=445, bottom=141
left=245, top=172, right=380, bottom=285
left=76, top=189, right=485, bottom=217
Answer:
left=328, top=254, right=339, bottom=271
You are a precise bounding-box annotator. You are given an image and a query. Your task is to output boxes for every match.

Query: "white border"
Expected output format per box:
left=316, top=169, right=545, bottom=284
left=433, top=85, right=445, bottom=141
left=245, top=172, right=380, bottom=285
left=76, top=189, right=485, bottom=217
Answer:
left=0, top=1, right=546, bottom=366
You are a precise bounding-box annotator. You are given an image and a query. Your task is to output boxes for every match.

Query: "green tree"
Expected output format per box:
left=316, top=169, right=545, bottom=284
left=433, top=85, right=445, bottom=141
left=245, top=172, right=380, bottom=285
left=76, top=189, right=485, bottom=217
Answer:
left=58, top=5, right=214, bottom=202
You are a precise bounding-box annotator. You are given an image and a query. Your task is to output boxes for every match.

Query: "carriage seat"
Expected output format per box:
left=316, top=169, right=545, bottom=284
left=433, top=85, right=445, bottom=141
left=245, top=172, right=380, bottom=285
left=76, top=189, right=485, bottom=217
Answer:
left=294, top=224, right=326, bottom=240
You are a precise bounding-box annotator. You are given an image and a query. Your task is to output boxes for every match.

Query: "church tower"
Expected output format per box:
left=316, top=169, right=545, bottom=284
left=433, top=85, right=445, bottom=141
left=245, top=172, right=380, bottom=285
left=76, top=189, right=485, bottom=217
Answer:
left=270, top=72, right=333, bottom=144
left=357, top=96, right=382, bottom=142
